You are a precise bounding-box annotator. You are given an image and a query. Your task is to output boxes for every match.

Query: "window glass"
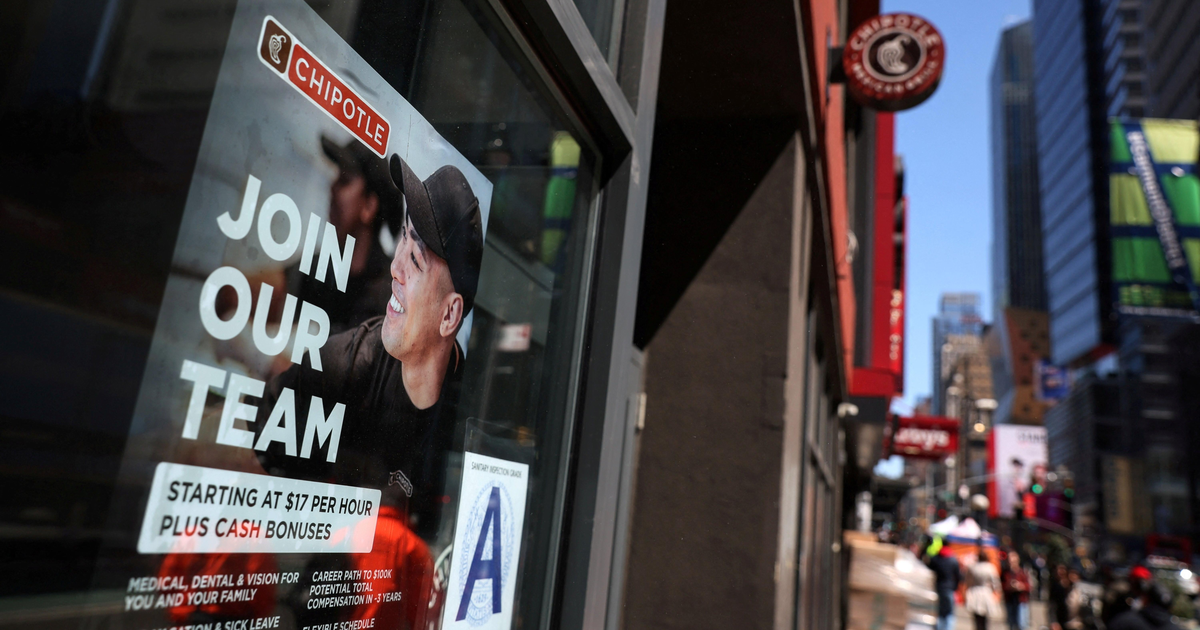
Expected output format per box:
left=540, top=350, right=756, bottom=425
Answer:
left=0, top=1, right=599, bottom=629
left=573, top=0, right=623, bottom=66
left=611, top=0, right=650, bottom=110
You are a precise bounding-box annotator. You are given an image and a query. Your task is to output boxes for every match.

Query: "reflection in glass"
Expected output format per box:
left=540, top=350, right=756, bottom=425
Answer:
left=0, top=1, right=598, bottom=628
left=573, top=0, right=621, bottom=63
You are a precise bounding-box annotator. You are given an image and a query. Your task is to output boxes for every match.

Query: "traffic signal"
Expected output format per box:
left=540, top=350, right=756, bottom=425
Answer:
left=1062, top=476, right=1074, bottom=529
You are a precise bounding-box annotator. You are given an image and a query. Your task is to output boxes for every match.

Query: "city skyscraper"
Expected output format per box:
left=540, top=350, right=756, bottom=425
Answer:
left=1104, top=0, right=1148, bottom=119
left=1145, top=0, right=1200, bottom=119
left=1032, top=0, right=1193, bottom=366
left=1032, top=0, right=1111, bottom=366
left=931, top=293, right=984, bottom=415
left=990, top=21, right=1046, bottom=323
left=1032, top=0, right=1200, bottom=548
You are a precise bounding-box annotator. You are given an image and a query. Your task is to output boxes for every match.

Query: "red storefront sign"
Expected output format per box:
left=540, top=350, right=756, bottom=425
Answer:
left=849, top=114, right=905, bottom=399
left=843, top=13, right=945, bottom=111
left=258, top=17, right=391, bottom=157
left=891, top=415, right=958, bottom=460
left=889, top=291, right=903, bottom=375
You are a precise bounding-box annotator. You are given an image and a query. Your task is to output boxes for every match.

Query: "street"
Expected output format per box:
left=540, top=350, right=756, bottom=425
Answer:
left=954, top=600, right=1048, bottom=630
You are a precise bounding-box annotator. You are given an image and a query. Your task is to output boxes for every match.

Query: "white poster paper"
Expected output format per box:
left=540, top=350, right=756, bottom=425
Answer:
left=138, top=463, right=380, bottom=554
left=442, top=452, right=530, bottom=630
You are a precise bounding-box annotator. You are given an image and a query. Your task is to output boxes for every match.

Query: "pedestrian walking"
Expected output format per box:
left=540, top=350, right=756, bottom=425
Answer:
left=1063, top=566, right=1101, bottom=630
left=1002, top=552, right=1031, bottom=630
left=927, top=542, right=963, bottom=630
left=1106, top=582, right=1183, bottom=630
left=1034, top=554, right=1047, bottom=600
left=1049, top=565, right=1071, bottom=630
left=966, top=550, right=1002, bottom=630
left=1101, top=579, right=1134, bottom=628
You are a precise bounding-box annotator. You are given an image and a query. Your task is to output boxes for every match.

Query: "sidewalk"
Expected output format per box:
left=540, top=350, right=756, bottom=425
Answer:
left=954, top=600, right=1048, bottom=630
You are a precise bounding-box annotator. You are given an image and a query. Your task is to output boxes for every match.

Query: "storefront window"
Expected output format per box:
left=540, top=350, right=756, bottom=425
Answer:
left=573, top=0, right=622, bottom=63
left=0, top=1, right=600, bottom=629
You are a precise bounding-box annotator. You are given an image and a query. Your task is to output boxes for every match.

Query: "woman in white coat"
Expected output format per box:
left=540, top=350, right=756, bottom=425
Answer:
left=966, top=550, right=1002, bottom=630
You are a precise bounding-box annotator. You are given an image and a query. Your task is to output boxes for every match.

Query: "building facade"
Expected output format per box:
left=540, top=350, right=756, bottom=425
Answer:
left=942, top=336, right=996, bottom=499
left=1032, top=0, right=1200, bottom=560
left=991, top=308, right=1054, bottom=425
left=623, top=0, right=911, bottom=627
left=1032, top=0, right=1113, bottom=367
left=991, top=21, right=1047, bottom=321
left=1102, top=0, right=1148, bottom=119
left=1044, top=371, right=1125, bottom=559
left=1144, top=0, right=1200, bottom=118
left=932, top=293, right=984, bottom=414
left=0, top=0, right=921, bottom=629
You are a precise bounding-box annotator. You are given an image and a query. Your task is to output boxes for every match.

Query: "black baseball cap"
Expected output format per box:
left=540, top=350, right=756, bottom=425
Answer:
left=321, top=135, right=402, bottom=225
left=388, top=154, right=484, bottom=317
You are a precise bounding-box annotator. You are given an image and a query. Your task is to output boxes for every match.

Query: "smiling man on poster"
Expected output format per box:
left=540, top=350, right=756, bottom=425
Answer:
left=250, top=150, right=484, bottom=630
left=255, top=153, right=483, bottom=508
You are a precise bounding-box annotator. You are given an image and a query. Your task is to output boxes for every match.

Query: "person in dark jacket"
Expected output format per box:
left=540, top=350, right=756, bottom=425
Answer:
left=254, top=156, right=484, bottom=530
left=1049, top=564, right=1072, bottom=630
left=1101, top=579, right=1134, bottom=628
left=1002, top=551, right=1032, bottom=630
left=928, top=542, right=963, bottom=630
left=1107, top=582, right=1183, bottom=630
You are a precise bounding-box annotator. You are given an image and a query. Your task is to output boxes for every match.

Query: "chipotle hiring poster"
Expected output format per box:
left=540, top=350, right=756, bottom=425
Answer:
left=93, top=1, right=528, bottom=629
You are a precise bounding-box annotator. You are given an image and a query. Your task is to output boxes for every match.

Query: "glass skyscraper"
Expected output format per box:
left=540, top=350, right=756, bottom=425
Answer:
left=1032, top=0, right=1111, bottom=365
left=931, top=293, right=984, bottom=415
left=991, top=21, right=1047, bottom=322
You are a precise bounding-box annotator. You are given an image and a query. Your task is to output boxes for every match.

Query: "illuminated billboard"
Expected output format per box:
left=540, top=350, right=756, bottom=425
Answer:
left=1109, top=119, right=1200, bottom=318
left=987, top=425, right=1047, bottom=519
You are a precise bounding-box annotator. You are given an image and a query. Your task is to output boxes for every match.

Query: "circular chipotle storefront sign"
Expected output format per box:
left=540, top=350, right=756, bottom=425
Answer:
left=843, top=13, right=945, bottom=111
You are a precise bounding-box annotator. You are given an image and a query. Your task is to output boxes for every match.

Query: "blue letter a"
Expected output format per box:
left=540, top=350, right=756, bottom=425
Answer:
left=456, top=486, right=502, bottom=621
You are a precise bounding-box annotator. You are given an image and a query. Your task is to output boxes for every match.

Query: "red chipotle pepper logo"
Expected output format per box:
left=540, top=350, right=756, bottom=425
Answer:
left=256, top=17, right=390, bottom=157
left=843, top=13, right=945, bottom=112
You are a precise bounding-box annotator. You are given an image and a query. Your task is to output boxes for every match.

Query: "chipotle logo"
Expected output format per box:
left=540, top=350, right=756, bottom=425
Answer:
left=260, top=20, right=291, bottom=72
left=843, top=13, right=944, bottom=112
left=256, top=17, right=390, bottom=157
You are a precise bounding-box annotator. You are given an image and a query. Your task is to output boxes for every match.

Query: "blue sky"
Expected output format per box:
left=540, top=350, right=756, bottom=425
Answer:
left=881, top=0, right=1031, bottom=410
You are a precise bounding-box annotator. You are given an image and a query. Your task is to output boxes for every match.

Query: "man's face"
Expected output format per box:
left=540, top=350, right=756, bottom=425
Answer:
left=381, top=216, right=457, bottom=362
left=328, top=169, right=375, bottom=234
